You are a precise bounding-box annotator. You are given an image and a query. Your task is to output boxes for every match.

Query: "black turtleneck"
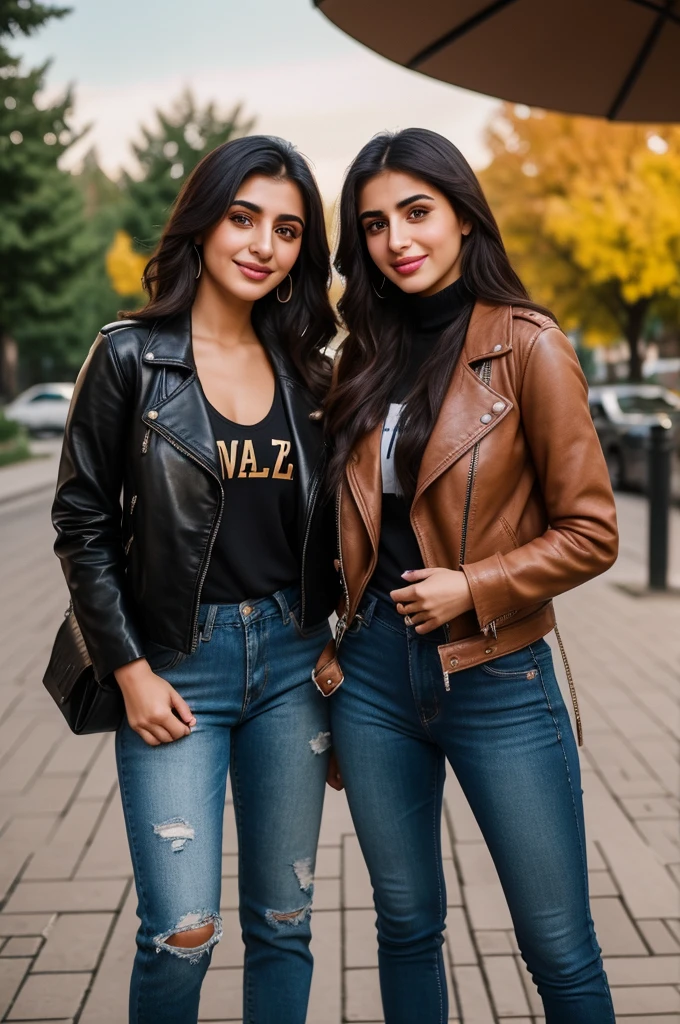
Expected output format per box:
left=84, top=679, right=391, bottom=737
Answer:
left=370, top=277, right=473, bottom=599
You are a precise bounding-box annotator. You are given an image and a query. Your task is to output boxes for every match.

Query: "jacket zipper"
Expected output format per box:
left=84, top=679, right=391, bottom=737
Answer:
left=299, top=456, right=324, bottom=629
left=334, top=481, right=350, bottom=649
left=459, top=360, right=492, bottom=567
left=141, top=428, right=151, bottom=454
left=442, top=359, right=492, bottom=691
left=146, top=421, right=224, bottom=652
left=124, top=493, right=138, bottom=556
left=482, top=609, right=519, bottom=640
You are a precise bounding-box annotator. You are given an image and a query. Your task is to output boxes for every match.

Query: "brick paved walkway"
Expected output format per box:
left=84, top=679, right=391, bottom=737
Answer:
left=0, top=479, right=678, bottom=1022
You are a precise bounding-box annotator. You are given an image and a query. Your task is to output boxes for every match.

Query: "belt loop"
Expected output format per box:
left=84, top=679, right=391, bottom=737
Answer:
left=201, top=604, right=218, bottom=642
left=272, top=589, right=291, bottom=625
left=360, top=593, right=378, bottom=628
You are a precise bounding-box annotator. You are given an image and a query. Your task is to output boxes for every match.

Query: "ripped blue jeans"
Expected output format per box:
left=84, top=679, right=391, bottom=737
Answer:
left=115, top=586, right=332, bottom=1024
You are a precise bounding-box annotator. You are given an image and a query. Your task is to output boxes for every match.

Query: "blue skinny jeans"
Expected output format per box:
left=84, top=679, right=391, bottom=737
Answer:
left=329, top=591, right=616, bottom=1024
left=115, top=586, right=332, bottom=1024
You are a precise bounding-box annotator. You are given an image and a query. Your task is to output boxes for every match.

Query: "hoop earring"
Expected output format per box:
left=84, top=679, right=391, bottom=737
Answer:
left=372, top=275, right=386, bottom=299
left=194, top=244, right=202, bottom=280
left=277, top=274, right=293, bottom=304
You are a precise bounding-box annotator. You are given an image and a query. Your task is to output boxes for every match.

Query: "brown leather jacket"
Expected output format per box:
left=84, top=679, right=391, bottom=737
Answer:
left=313, top=301, right=619, bottom=710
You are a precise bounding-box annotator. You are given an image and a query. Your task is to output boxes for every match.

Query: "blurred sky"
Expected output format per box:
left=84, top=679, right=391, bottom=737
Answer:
left=19, top=0, right=500, bottom=197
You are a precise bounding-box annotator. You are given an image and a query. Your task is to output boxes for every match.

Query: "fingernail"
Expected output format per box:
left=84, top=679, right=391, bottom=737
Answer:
left=401, top=570, right=414, bottom=578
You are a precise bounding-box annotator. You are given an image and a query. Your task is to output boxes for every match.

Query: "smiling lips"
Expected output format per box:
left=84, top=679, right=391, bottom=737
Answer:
left=234, top=260, right=273, bottom=281
left=392, top=255, right=428, bottom=275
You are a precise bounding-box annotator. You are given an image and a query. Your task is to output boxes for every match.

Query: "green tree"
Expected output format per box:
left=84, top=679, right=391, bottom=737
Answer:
left=72, top=148, right=133, bottom=347
left=0, top=0, right=89, bottom=392
left=122, top=90, right=254, bottom=254
left=480, top=105, right=680, bottom=381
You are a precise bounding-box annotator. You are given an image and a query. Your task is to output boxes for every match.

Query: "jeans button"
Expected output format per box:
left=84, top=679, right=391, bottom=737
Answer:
left=243, top=605, right=253, bottom=616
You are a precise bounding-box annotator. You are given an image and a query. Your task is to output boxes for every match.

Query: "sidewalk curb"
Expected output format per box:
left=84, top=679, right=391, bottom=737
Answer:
left=0, top=480, right=55, bottom=508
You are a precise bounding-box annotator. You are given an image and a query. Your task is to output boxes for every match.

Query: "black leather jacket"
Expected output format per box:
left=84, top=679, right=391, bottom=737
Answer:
left=52, top=313, right=339, bottom=682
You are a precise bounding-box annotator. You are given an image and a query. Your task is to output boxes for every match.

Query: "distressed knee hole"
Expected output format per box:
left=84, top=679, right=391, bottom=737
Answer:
left=264, top=858, right=315, bottom=929
left=167, top=923, right=215, bottom=948
left=309, top=731, right=331, bottom=755
left=152, top=817, right=195, bottom=852
left=154, top=911, right=222, bottom=963
left=265, top=902, right=312, bottom=929
left=293, top=857, right=314, bottom=894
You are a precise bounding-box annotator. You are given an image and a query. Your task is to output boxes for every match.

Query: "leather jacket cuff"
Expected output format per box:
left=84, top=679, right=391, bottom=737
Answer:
left=460, top=552, right=513, bottom=629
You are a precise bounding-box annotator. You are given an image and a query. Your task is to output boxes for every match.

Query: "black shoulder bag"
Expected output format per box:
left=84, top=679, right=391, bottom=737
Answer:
left=42, top=605, right=124, bottom=734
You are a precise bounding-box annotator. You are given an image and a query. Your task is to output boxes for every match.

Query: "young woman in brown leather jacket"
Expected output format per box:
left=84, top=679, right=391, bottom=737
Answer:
left=319, top=129, right=618, bottom=1024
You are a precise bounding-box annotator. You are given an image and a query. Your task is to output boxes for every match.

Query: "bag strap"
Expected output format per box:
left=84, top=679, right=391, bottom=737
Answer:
left=553, top=622, right=583, bottom=747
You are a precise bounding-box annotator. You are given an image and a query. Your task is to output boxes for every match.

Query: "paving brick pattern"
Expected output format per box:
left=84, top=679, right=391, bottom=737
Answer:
left=0, top=486, right=678, bottom=1022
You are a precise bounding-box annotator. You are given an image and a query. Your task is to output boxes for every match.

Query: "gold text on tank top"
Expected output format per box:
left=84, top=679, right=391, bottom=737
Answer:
left=216, top=439, right=294, bottom=481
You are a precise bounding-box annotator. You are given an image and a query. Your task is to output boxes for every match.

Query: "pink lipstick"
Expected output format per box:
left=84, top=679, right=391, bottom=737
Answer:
left=392, top=255, right=427, bottom=275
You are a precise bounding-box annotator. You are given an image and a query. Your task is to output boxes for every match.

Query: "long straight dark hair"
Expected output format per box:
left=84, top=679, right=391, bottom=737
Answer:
left=128, top=135, right=336, bottom=398
left=326, top=128, right=553, bottom=497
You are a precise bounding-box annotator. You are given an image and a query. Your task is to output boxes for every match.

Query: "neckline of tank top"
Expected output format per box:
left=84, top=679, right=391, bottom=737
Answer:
left=201, top=379, right=280, bottom=432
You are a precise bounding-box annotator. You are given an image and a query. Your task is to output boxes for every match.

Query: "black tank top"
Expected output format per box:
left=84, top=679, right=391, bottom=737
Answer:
left=201, top=380, right=299, bottom=604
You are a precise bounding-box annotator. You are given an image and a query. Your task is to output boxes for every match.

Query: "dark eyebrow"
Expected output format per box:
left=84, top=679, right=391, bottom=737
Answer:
left=396, top=193, right=434, bottom=209
left=358, top=194, right=435, bottom=222
left=230, top=199, right=304, bottom=228
left=275, top=213, right=305, bottom=228
left=231, top=199, right=261, bottom=213
left=358, top=209, right=383, bottom=223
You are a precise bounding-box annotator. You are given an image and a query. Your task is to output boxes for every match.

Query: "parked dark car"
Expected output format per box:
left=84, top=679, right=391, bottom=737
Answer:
left=588, top=385, right=680, bottom=497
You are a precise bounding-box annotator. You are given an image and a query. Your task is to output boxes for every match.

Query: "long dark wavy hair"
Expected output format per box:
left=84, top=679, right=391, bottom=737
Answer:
left=128, top=135, right=336, bottom=398
left=326, top=128, right=553, bottom=497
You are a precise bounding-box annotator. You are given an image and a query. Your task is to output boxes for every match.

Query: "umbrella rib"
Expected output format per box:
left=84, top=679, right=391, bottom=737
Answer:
left=608, top=0, right=676, bottom=118
left=407, top=0, right=521, bottom=69
left=628, top=0, right=680, bottom=25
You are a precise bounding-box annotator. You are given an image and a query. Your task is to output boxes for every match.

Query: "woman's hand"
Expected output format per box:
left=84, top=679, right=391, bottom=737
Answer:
left=390, top=567, right=474, bottom=634
left=326, top=751, right=344, bottom=791
left=114, top=659, right=196, bottom=746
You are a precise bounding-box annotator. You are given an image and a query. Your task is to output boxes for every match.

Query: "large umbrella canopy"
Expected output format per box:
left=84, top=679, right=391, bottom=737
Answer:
left=314, top=0, right=680, bottom=121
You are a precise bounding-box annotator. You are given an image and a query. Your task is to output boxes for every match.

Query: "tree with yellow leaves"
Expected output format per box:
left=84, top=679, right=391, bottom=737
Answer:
left=106, top=230, right=147, bottom=299
left=480, top=106, right=680, bottom=380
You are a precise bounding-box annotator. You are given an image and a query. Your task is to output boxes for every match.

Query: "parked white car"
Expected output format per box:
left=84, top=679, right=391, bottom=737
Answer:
left=4, top=383, right=75, bottom=434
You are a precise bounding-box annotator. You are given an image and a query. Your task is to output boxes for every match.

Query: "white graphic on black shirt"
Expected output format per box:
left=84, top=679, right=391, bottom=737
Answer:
left=381, top=403, right=404, bottom=496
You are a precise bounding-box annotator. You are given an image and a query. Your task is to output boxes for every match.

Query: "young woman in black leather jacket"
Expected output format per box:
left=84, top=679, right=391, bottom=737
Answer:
left=52, top=136, right=338, bottom=1024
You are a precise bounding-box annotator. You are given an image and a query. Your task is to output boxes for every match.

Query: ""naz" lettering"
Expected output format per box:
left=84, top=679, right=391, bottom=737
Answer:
left=216, top=439, right=294, bottom=481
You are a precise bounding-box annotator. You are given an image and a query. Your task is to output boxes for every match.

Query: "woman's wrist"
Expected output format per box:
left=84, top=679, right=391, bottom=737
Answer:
left=114, top=658, right=151, bottom=689
left=456, top=570, right=474, bottom=614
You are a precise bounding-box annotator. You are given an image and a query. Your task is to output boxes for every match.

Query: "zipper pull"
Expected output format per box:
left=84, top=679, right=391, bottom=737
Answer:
left=335, top=615, right=347, bottom=645
left=482, top=620, right=498, bottom=640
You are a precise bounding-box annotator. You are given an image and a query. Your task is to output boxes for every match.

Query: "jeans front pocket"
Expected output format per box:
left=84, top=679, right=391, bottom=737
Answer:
left=479, top=638, right=550, bottom=678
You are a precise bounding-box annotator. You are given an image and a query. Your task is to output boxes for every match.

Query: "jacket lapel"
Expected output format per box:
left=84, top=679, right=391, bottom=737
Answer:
left=346, top=423, right=383, bottom=553
left=141, top=312, right=221, bottom=480
left=414, top=301, right=514, bottom=503
left=267, top=341, right=323, bottom=503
